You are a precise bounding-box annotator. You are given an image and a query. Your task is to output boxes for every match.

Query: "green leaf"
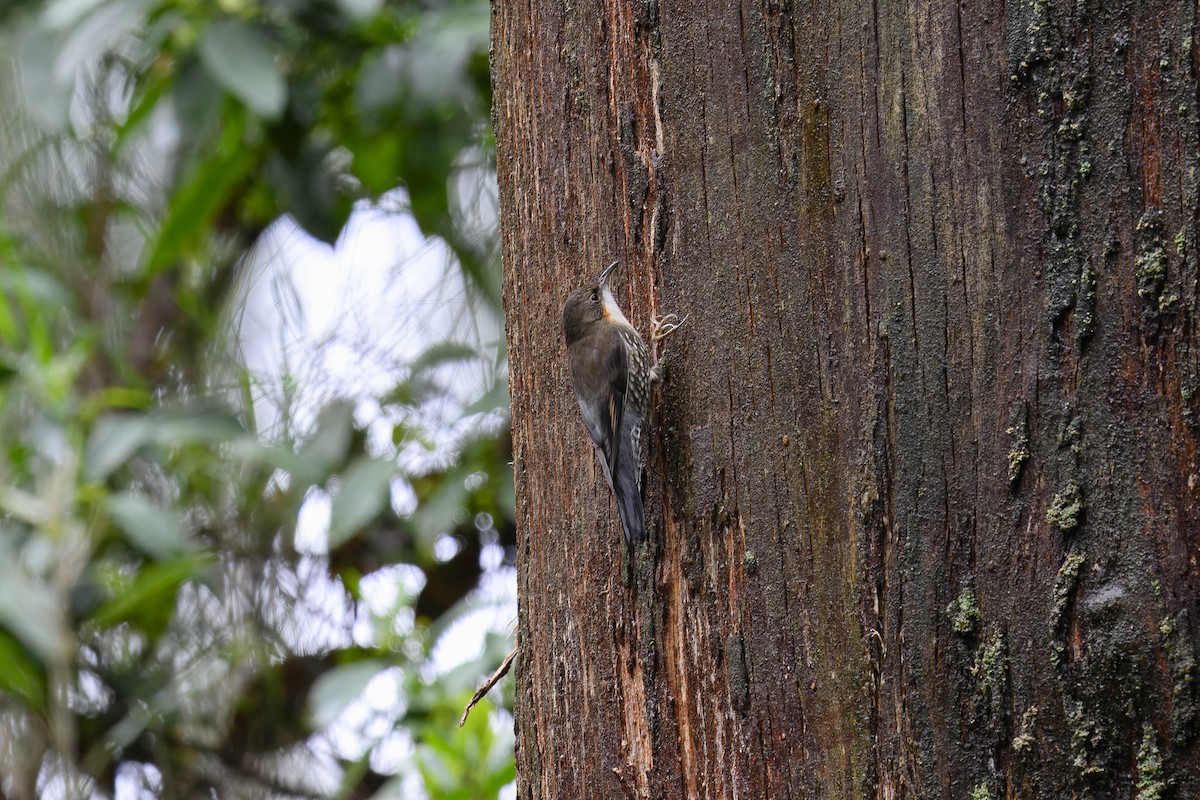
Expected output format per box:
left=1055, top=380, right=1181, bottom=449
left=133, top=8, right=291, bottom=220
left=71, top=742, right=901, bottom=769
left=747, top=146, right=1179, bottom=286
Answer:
left=85, top=415, right=151, bottom=481
left=81, top=387, right=153, bottom=416
left=86, top=407, right=243, bottom=481
left=0, top=266, right=72, bottom=307
left=107, top=493, right=194, bottom=560
left=143, top=124, right=257, bottom=274
left=54, top=0, right=148, bottom=84
left=350, top=134, right=402, bottom=196
left=115, top=70, right=171, bottom=149
left=153, top=406, right=244, bottom=445
left=461, top=376, right=510, bottom=417
left=328, top=457, right=395, bottom=549
left=14, top=25, right=71, bottom=130
left=454, top=248, right=504, bottom=311
left=412, top=341, right=479, bottom=374
left=0, top=630, right=46, bottom=711
left=404, top=7, right=488, bottom=107
left=268, top=144, right=355, bottom=244
left=227, top=435, right=307, bottom=475
left=334, top=0, right=383, bottom=22
left=308, top=660, right=386, bottom=728
left=411, top=471, right=467, bottom=550
left=198, top=18, right=286, bottom=119
left=354, top=46, right=405, bottom=120
left=365, top=776, right=407, bottom=800
left=91, top=555, right=209, bottom=637
left=297, top=400, right=356, bottom=481
left=0, top=563, right=62, bottom=665
left=42, top=0, right=106, bottom=28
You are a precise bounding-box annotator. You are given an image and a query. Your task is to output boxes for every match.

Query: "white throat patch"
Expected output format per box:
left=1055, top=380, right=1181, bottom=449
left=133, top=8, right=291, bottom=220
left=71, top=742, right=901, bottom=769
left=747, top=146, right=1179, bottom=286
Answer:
left=600, top=286, right=632, bottom=327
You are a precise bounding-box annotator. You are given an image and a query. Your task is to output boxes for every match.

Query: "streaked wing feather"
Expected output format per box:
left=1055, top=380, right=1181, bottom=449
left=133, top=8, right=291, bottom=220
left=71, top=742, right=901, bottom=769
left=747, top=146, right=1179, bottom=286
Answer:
left=569, top=328, right=627, bottom=490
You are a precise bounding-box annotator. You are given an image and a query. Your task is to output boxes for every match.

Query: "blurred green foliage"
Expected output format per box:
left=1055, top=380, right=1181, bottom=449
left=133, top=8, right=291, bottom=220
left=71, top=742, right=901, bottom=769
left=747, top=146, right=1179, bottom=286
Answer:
left=0, top=0, right=513, bottom=797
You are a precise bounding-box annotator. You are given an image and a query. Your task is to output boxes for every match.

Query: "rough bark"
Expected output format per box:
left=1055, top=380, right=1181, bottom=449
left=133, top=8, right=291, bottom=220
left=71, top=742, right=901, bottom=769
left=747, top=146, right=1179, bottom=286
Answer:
left=492, top=0, right=1200, bottom=797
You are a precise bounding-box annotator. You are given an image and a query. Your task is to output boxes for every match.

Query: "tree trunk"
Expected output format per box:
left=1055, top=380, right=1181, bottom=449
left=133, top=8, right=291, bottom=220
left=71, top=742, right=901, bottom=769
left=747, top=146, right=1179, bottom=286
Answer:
left=492, top=0, right=1200, bottom=796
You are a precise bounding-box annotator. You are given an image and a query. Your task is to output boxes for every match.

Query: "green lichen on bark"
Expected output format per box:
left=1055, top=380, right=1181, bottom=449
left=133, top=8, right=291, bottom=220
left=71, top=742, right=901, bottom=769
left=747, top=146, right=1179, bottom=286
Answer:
left=970, top=626, right=1010, bottom=738
left=1059, top=415, right=1082, bottom=454
left=948, top=586, right=983, bottom=636
left=1050, top=551, right=1086, bottom=666
left=1075, top=263, right=1096, bottom=343
left=1183, top=377, right=1200, bottom=430
left=1161, top=611, right=1200, bottom=746
left=1012, top=705, right=1039, bottom=753
left=1136, top=724, right=1167, bottom=800
left=1006, top=401, right=1029, bottom=487
left=969, top=783, right=992, bottom=800
left=971, top=628, right=1008, bottom=700
left=1007, top=0, right=1094, bottom=327
left=1047, top=481, right=1083, bottom=532
left=1136, top=247, right=1167, bottom=298
left=1134, top=210, right=1177, bottom=311
left=1007, top=440, right=1029, bottom=484
left=1066, top=699, right=1108, bottom=781
left=1007, top=0, right=1055, bottom=82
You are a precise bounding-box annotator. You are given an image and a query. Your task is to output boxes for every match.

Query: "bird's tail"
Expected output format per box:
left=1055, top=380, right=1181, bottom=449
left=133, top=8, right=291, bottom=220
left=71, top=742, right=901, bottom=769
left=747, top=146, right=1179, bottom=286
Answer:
left=613, top=452, right=645, bottom=545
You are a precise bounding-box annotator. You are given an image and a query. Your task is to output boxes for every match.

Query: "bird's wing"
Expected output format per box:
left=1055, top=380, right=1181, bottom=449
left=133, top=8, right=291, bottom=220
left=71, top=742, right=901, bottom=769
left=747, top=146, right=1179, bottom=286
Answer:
left=569, top=329, right=627, bottom=491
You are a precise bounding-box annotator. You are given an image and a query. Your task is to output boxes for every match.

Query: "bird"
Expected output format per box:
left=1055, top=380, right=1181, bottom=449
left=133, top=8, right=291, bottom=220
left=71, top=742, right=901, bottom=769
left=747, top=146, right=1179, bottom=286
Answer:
left=562, top=260, right=685, bottom=545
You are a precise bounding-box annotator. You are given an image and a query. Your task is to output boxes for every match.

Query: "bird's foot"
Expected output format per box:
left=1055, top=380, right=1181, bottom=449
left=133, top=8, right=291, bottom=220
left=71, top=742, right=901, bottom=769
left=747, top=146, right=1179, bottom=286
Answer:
left=651, top=312, right=687, bottom=344
left=650, top=312, right=687, bottom=374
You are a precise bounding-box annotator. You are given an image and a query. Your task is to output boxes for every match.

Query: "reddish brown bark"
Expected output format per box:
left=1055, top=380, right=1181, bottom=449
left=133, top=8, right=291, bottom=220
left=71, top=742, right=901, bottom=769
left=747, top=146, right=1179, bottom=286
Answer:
left=493, top=0, right=1200, bottom=796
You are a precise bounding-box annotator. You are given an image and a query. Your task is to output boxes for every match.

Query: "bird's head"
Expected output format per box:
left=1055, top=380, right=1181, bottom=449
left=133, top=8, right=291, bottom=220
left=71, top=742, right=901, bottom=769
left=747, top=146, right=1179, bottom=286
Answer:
left=563, top=260, right=621, bottom=345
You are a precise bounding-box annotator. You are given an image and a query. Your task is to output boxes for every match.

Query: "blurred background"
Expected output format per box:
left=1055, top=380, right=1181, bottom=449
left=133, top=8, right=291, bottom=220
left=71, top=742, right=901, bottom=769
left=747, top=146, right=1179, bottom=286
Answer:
left=0, top=0, right=516, bottom=797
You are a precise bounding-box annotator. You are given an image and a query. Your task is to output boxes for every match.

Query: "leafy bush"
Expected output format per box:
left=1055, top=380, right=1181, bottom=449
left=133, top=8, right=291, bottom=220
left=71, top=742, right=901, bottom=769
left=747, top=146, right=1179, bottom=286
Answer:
left=0, top=1, right=512, bottom=797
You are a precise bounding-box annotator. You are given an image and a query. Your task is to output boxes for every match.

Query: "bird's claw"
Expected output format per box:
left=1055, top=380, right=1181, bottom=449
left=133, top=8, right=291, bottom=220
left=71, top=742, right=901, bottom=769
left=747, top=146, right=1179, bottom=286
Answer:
left=651, top=313, right=687, bottom=343
left=650, top=312, right=687, bottom=371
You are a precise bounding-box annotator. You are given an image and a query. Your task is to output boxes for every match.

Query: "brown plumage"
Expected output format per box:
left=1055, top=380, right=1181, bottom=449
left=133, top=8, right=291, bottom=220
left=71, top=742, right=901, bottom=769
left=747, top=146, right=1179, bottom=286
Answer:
left=563, top=261, right=682, bottom=545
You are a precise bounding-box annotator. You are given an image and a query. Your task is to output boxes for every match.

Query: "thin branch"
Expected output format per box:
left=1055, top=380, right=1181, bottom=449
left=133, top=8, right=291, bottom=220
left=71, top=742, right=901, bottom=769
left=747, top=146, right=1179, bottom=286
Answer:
left=459, top=644, right=517, bottom=727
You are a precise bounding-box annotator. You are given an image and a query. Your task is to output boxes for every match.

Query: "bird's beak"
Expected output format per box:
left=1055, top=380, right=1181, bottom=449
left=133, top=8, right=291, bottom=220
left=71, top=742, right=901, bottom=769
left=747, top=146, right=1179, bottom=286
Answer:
left=598, top=260, right=619, bottom=287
